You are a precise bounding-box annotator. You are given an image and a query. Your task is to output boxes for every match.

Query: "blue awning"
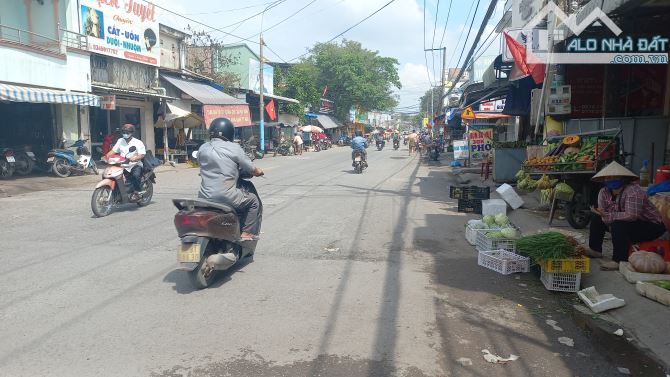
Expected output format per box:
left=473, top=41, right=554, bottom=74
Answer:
left=0, top=83, right=100, bottom=106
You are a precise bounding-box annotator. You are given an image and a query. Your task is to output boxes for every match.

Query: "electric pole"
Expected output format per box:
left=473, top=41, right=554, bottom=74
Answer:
left=259, top=35, right=265, bottom=152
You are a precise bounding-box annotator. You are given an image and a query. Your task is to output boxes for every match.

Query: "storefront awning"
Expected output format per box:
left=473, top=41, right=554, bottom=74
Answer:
left=316, top=114, right=343, bottom=129
left=162, top=75, right=246, bottom=105
left=92, top=84, right=176, bottom=100
left=0, top=83, right=100, bottom=106
left=155, top=103, right=204, bottom=129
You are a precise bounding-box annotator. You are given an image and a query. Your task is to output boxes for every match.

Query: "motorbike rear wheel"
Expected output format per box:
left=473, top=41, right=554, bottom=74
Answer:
left=91, top=186, right=114, bottom=217
left=0, top=159, right=14, bottom=179
left=52, top=158, right=72, bottom=178
left=14, top=154, right=34, bottom=175
left=189, top=244, right=218, bottom=289
left=137, top=181, right=154, bottom=207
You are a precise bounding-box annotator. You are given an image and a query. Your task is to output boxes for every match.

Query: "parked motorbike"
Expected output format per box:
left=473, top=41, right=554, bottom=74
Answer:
left=90, top=147, right=157, bottom=217
left=48, top=139, right=98, bottom=178
left=0, top=147, right=16, bottom=179
left=273, top=143, right=293, bottom=156
left=429, top=143, right=440, bottom=161
left=352, top=150, right=366, bottom=174
left=238, top=141, right=256, bottom=161
left=173, top=172, right=262, bottom=289
left=393, top=139, right=400, bottom=150
left=9, top=145, right=36, bottom=176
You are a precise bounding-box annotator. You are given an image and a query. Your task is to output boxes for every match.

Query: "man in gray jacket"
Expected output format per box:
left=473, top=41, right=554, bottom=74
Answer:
left=197, top=118, right=264, bottom=240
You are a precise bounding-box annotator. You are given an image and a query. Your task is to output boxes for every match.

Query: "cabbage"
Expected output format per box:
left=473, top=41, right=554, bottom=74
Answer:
left=494, top=213, right=509, bottom=226
left=467, top=220, right=487, bottom=229
left=500, top=227, right=520, bottom=239
left=483, top=215, right=496, bottom=226
left=486, top=231, right=505, bottom=239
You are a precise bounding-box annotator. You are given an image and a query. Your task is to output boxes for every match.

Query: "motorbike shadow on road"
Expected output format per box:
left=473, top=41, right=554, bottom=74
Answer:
left=163, top=257, right=254, bottom=294
left=89, top=201, right=153, bottom=218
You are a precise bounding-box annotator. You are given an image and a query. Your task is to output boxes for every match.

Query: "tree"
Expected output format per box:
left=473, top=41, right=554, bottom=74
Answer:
left=274, top=62, right=320, bottom=118
left=418, top=86, right=443, bottom=118
left=185, top=28, right=240, bottom=94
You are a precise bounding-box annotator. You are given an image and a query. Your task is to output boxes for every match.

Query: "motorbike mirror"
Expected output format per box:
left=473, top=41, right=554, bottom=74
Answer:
left=191, top=151, right=198, bottom=159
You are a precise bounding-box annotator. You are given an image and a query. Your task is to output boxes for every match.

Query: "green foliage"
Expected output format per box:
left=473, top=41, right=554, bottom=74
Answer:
left=418, top=87, right=442, bottom=117
left=282, top=40, right=400, bottom=122
left=274, top=62, right=320, bottom=118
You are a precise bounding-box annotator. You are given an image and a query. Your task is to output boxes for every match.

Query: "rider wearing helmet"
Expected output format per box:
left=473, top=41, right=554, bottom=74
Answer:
left=197, top=118, right=264, bottom=240
left=350, top=130, right=368, bottom=167
left=106, top=123, right=146, bottom=200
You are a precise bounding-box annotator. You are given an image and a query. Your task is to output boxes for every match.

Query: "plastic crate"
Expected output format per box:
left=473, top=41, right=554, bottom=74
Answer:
left=457, top=199, right=482, bottom=214
left=541, top=256, right=590, bottom=273
left=478, top=249, right=530, bottom=275
left=450, top=185, right=491, bottom=200
left=540, top=267, right=581, bottom=292
left=465, top=225, right=479, bottom=245
left=475, top=229, right=517, bottom=252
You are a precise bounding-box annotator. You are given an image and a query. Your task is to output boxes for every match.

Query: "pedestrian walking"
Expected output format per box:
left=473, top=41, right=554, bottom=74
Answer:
left=293, top=132, right=303, bottom=155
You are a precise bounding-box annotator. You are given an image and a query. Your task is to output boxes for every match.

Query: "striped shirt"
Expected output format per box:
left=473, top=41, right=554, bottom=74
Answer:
left=598, top=183, right=663, bottom=224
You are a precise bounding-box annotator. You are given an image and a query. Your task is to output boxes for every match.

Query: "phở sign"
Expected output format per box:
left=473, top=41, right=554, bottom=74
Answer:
left=80, top=0, right=160, bottom=66
left=468, top=128, right=493, bottom=160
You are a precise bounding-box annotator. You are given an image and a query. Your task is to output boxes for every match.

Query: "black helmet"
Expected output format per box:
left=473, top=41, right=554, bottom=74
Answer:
left=355, top=130, right=363, bottom=137
left=121, top=123, right=135, bottom=134
left=209, top=118, right=235, bottom=141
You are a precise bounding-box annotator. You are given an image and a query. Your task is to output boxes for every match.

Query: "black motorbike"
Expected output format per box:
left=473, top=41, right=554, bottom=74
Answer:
left=376, top=140, right=385, bottom=151
left=393, top=139, right=400, bottom=150
left=428, top=143, right=440, bottom=161
left=273, top=143, right=293, bottom=156
left=352, top=150, right=366, bottom=174
left=173, top=173, right=262, bottom=289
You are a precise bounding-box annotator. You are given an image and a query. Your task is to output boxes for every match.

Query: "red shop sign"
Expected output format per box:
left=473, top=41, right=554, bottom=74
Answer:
left=203, top=105, right=252, bottom=128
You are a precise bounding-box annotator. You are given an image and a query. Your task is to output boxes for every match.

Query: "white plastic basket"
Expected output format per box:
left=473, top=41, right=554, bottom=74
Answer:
left=540, top=267, right=581, bottom=292
left=475, top=228, right=517, bottom=252
left=465, top=224, right=480, bottom=245
left=478, top=249, right=530, bottom=275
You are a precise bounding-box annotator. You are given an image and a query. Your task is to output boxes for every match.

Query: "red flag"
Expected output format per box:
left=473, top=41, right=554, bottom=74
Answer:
left=265, top=99, right=277, bottom=121
left=322, top=85, right=328, bottom=97
left=504, top=32, right=546, bottom=84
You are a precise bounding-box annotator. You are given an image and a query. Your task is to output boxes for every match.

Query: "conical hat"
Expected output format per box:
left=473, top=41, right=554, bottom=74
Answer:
left=592, top=161, right=637, bottom=182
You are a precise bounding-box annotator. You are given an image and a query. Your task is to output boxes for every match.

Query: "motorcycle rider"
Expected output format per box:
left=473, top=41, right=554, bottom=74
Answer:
left=392, top=132, right=400, bottom=148
left=106, top=123, right=145, bottom=201
left=351, top=130, right=368, bottom=167
left=197, top=118, right=264, bottom=240
left=374, top=132, right=385, bottom=149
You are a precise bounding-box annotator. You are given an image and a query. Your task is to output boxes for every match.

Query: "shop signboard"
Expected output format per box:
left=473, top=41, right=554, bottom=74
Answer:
left=248, top=58, right=274, bottom=95
left=101, top=95, right=116, bottom=110
left=461, top=106, right=476, bottom=119
left=479, top=99, right=505, bottom=112
left=203, top=105, right=252, bottom=128
left=453, top=140, right=469, bottom=160
left=79, top=0, right=160, bottom=66
left=468, top=128, right=493, bottom=160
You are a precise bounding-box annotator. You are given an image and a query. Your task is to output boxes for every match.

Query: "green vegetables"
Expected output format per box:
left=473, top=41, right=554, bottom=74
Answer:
left=495, top=213, right=509, bottom=226
left=486, top=231, right=505, bottom=239
left=555, top=183, right=574, bottom=195
left=483, top=215, right=496, bottom=226
left=650, top=280, right=670, bottom=291
left=500, top=227, right=520, bottom=239
left=516, top=232, right=577, bottom=262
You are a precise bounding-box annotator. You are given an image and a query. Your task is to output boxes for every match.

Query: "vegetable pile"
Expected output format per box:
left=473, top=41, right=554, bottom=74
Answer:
left=516, top=232, right=581, bottom=262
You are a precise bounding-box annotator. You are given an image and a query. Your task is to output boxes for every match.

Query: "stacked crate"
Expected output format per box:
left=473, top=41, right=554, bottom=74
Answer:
left=450, top=186, right=490, bottom=214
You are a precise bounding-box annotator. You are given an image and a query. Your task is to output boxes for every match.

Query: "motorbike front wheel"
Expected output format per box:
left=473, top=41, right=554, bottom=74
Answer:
left=137, top=181, right=154, bottom=207
left=91, top=186, right=114, bottom=217
left=52, top=158, right=72, bottom=178
left=0, top=159, right=14, bottom=179
left=14, top=154, right=34, bottom=175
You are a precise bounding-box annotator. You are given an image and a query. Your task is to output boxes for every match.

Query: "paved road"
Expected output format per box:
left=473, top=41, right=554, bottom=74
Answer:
left=0, top=146, right=618, bottom=376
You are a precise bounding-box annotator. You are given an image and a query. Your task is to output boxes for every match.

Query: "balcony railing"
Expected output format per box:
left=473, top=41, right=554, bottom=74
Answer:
left=0, top=23, right=90, bottom=56
left=0, top=24, right=62, bottom=55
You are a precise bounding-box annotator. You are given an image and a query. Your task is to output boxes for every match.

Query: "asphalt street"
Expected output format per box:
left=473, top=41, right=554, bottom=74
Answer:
left=0, top=145, right=620, bottom=376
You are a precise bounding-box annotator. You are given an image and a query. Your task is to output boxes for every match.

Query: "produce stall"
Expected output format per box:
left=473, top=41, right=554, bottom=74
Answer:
left=519, top=129, right=623, bottom=229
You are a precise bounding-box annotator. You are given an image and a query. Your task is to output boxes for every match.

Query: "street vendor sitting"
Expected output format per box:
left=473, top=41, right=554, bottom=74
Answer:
left=587, top=161, right=666, bottom=270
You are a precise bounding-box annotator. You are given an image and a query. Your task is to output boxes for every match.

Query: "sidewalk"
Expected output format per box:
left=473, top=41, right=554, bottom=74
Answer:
left=452, top=167, right=670, bottom=375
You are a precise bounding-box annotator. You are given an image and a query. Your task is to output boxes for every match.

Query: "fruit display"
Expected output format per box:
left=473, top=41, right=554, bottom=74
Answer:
left=523, top=136, right=601, bottom=173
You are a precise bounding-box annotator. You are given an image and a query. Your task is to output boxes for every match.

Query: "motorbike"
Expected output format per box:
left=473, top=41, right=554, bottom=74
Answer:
left=0, top=147, right=16, bottom=179
left=48, top=139, right=98, bottom=178
left=273, top=142, right=293, bottom=156
left=239, top=141, right=257, bottom=161
left=393, top=139, right=400, bottom=150
left=403, top=138, right=408, bottom=146
left=429, top=143, right=440, bottom=161
left=10, top=145, right=36, bottom=176
left=352, top=150, right=366, bottom=174
left=173, top=167, right=262, bottom=289
left=376, top=140, right=385, bottom=151
left=90, top=147, right=157, bottom=217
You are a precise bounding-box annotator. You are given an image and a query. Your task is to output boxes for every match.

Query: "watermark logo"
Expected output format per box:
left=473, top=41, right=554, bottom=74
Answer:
left=507, top=1, right=668, bottom=64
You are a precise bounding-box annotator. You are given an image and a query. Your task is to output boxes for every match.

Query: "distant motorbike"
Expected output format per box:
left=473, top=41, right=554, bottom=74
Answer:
left=393, top=139, right=400, bottom=150
left=273, top=143, right=294, bottom=156
left=403, top=138, right=408, bottom=146
left=48, top=139, right=98, bottom=178
left=352, top=150, right=366, bottom=174
left=173, top=169, right=262, bottom=289
left=0, top=147, right=16, bottom=179
left=429, top=144, right=440, bottom=161
left=376, top=140, right=385, bottom=151
left=239, top=141, right=257, bottom=161
left=90, top=147, right=156, bottom=217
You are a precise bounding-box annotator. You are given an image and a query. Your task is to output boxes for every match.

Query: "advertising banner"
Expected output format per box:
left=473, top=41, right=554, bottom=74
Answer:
left=468, top=128, right=493, bottom=160
left=203, top=105, right=252, bottom=128
left=453, top=140, right=469, bottom=160
left=80, top=0, right=160, bottom=66
left=248, top=58, right=274, bottom=95
left=100, top=95, right=116, bottom=110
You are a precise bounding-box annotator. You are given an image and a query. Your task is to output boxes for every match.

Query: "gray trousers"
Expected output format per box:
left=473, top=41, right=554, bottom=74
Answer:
left=237, top=188, right=262, bottom=234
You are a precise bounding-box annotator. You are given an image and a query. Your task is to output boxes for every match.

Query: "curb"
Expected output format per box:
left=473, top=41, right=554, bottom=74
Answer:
left=570, top=304, right=668, bottom=377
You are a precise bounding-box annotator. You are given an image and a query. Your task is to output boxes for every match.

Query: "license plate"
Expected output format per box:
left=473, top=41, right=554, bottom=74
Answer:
left=355, top=157, right=361, bottom=162
left=47, top=157, right=55, bottom=162
left=26, top=152, right=35, bottom=158
left=6, top=156, right=15, bottom=163
left=177, top=243, right=201, bottom=263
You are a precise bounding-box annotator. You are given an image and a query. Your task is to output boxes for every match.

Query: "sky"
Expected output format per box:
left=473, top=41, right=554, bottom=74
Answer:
left=156, top=0, right=506, bottom=112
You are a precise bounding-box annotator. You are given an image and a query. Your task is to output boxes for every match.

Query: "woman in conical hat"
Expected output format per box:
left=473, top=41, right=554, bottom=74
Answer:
left=588, top=162, right=666, bottom=270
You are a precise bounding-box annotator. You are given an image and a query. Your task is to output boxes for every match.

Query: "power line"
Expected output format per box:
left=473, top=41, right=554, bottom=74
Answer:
left=423, top=0, right=433, bottom=86
left=443, top=0, right=499, bottom=99
left=430, top=0, right=441, bottom=82
left=289, top=0, right=398, bottom=62
left=218, top=0, right=287, bottom=40
left=453, top=0, right=481, bottom=76
left=438, top=0, right=452, bottom=47
left=444, top=0, right=476, bottom=79
left=184, top=1, right=276, bottom=16
left=244, top=0, right=320, bottom=39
